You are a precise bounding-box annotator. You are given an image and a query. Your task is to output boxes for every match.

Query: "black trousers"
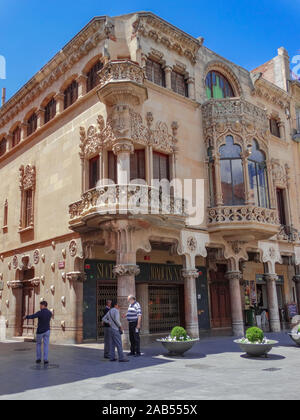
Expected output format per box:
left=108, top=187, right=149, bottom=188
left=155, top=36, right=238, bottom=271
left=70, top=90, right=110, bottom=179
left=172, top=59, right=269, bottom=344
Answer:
left=129, top=321, right=140, bottom=355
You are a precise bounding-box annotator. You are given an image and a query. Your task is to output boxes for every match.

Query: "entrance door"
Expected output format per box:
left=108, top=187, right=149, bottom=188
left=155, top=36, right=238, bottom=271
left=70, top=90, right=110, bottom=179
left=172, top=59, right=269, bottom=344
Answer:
left=22, top=285, right=35, bottom=336
left=209, top=267, right=232, bottom=328
left=149, top=285, right=181, bottom=334
left=96, top=282, right=117, bottom=339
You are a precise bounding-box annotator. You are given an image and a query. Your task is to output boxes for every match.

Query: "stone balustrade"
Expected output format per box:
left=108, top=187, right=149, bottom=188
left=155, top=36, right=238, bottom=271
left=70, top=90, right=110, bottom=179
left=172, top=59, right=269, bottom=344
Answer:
left=208, top=205, right=279, bottom=225
left=98, top=60, right=145, bottom=88
left=69, top=184, right=187, bottom=226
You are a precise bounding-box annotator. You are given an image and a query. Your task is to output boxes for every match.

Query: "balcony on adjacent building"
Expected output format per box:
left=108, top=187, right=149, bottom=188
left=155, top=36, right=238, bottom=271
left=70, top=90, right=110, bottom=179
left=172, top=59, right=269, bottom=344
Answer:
left=292, top=116, right=300, bottom=142
left=69, top=184, right=187, bottom=232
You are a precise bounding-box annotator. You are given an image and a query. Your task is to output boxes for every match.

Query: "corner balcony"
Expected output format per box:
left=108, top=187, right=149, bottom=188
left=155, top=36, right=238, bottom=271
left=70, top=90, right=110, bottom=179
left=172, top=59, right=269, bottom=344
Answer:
left=207, top=205, right=280, bottom=241
left=69, top=184, right=187, bottom=233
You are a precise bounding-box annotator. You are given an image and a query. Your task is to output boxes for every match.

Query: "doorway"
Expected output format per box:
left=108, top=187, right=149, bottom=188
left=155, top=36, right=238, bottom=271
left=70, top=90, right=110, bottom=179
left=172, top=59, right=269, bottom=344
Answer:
left=209, top=265, right=232, bottom=328
left=21, top=268, right=36, bottom=337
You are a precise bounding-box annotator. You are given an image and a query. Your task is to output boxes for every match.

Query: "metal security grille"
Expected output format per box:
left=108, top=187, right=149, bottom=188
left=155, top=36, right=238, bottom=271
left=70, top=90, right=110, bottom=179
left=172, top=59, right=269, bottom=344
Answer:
left=149, top=286, right=180, bottom=334
left=96, top=282, right=117, bottom=338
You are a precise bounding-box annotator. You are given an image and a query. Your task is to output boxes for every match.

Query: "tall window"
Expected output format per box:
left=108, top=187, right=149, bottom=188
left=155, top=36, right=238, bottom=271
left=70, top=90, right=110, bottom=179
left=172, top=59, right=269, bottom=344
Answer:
left=269, top=118, right=280, bottom=138
left=130, top=150, right=146, bottom=181
left=25, top=189, right=33, bottom=228
left=44, top=97, right=57, bottom=123
left=89, top=156, right=100, bottom=189
left=108, top=151, right=117, bottom=184
left=207, top=146, right=216, bottom=207
left=86, top=61, right=103, bottom=92
left=27, top=113, right=37, bottom=136
left=153, top=152, right=170, bottom=181
left=0, top=138, right=7, bottom=157
left=64, top=80, right=78, bottom=109
left=12, top=126, right=21, bottom=147
left=248, top=140, right=270, bottom=208
left=171, top=71, right=188, bottom=97
left=146, top=59, right=165, bottom=87
left=3, top=199, right=8, bottom=228
left=276, top=188, right=286, bottom=225
left=205, top=71, right=234, bottom=99
left=296, top=109, right=300, bottom=132
left=219, top=136, right=245, bottom=205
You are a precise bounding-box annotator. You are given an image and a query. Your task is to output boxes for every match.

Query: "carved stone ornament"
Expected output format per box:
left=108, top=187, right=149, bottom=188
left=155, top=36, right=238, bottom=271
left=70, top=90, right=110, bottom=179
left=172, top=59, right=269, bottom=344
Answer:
left=12, top=255, right=18, bottom=270
left=66, top=272, right=87, bottom=282
left=181, top=269, right=199, bottom=279
left=113, top=264, right=140, bottom=277
left=69, top=240, right=77, bottom=257
left=187, top=236, right=197, bottom=252
left=19, top=165, right=36, bottom=191
left=33, top=249, right=40, bottom=265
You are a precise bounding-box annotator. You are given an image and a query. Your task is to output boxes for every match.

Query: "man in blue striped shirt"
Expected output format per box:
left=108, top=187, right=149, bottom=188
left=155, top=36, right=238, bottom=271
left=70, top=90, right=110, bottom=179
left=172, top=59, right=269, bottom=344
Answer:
left=126, top=295, right=142, bottom=357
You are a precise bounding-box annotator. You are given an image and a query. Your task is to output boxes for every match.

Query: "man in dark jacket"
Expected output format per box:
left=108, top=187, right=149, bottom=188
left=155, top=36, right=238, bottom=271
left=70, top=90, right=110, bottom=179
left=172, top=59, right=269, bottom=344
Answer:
left=24, top=301, right=52, bottom=364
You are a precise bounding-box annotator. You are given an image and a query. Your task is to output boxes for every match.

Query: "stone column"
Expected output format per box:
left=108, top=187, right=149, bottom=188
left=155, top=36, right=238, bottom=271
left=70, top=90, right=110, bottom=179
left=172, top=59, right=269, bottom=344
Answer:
left=113, top=264, right=140, bottom=349
left=54, top=93, right=65, bottom=115
left=225, top=271, right=245, bottom=337
left=164, top=66, right=172, bottom=90
left=77, top=74, right=88, bottom=98
left=213, top=151, right=223, bottom=206
left=182, top=269, right=199, bottom=338
left=20, top=123, right=28, bottom=141
left=36, top=108, right=45, bottom=129
left=187, top=77, right=195, bottom=100
left=67, top=272, right=85, bottom=343
left=136, top=283, right=149, bottom=335
left=293, top=274, right=300, bottom=313
left=242, top=151, right=253, bottom=205
left=264, top=273, right=281, bottom=332
left=113, top=142, right=133, bottom=185
left=278, top=122, right=285, bottom=140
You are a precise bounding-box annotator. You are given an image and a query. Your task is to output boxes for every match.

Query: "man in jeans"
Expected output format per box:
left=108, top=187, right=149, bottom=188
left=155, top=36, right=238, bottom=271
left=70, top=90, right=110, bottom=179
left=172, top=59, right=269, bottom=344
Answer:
left=102, top=299, right=112, bottom=359
left=24, top=301, right=52, bottom=365
left=102, top=300, right=129, bottom=362
left=127, top=295, right=142, bottom=357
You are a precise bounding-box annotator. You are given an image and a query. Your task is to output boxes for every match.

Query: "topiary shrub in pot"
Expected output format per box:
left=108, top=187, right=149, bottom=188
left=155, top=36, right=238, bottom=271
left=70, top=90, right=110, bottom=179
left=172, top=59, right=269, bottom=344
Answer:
left=234, top=327, right=278, bottom=357
left=288, top=324, right=300, bottom=346
left=157, top=326, right=199, bottom=356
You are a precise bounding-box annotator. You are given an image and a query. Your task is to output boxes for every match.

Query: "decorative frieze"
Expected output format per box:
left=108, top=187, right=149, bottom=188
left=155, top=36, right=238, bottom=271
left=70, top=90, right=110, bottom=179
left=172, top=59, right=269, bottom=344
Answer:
left=113, top=264, right=140, bottom=277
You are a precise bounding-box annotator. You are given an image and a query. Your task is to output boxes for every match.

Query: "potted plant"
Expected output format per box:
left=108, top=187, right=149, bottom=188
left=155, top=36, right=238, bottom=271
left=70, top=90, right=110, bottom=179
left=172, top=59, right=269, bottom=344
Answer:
left=157, top=326, right=199, bottom=356
left=288, top=325, right=300, bottom=346
left=234, top=327, right=278, bottom=357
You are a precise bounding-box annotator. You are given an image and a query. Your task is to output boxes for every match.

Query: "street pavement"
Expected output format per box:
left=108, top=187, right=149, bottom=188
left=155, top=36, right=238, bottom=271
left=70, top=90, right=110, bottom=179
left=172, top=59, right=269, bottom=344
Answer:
left=0, top=332, right=299, bottom=400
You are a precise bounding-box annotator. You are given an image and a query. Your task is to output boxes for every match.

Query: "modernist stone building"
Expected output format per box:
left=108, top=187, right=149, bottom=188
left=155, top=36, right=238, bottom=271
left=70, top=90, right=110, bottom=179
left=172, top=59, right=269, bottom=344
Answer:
left=0, top=12, right=300, bottom=345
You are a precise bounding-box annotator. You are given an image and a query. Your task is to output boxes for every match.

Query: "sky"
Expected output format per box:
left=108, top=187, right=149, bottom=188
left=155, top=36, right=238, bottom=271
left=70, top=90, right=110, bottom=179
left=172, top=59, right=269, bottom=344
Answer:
left=0, top=0, right=299, bottom=101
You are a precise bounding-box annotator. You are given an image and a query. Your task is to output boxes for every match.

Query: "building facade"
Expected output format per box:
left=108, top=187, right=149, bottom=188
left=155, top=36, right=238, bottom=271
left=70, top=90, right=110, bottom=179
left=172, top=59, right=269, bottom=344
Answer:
left=0, top=12, right=300, bottom=345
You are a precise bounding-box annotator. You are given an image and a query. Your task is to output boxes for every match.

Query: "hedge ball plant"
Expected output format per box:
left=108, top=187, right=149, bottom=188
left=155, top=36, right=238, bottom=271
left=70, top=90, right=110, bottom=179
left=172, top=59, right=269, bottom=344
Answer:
left=170, top=326, right=188, bottom=341
left=246, top=327, right=264, bottom=343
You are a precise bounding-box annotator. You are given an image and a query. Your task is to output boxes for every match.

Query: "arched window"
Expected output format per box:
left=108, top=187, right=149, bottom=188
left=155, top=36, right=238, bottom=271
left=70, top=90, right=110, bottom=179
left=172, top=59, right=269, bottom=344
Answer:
left=12, top=126, right=21, bottom=147
left=205, top=71, right=234, bottom=99
left=27, top=113, right=37, bottom=136
left=248, top=140, right=270, bottom=208
left=64, top=80, right=78, bottom=109
left=146, top=59, right=165, bottom=87
left=219, top=136, right=245, bottom=205
left=86, top=61, right=103, bottom=92
left=44, top=97, right=57, bottom=123
left=0, top=137, right=7, bottom=157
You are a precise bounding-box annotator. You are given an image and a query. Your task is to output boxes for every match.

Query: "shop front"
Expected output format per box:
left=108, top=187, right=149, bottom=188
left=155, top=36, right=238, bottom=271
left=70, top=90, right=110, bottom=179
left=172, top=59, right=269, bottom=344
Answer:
left=83, top=259, right=209, bottom=341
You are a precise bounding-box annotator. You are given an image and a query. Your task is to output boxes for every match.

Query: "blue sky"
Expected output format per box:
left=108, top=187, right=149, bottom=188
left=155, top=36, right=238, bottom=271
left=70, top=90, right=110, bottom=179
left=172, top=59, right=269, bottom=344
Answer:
left=0, top=0, right=298, bottom=101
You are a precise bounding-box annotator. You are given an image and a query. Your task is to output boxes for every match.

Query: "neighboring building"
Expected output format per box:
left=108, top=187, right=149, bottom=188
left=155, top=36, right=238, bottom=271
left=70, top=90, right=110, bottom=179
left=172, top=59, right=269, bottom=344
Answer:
left=0, top=12, right=300, bottom=345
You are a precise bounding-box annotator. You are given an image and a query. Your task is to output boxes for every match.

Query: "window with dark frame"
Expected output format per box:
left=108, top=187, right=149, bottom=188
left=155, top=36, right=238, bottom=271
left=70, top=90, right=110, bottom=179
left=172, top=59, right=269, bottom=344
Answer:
left=24, top=189, right=33, bottom=228
left=248, top=140, right=270, bottom=209
left=205, top=71, right=234, bottom=99
left=89, top=156, right=100, bottom=189
left=3, top=199, right=8, bottom=228
left=0, top=138, right=7, bottom=157
left=130, top=149, right=146, bottom=181
left=64, top=80, right=78, bottom=110
left=27, top=113, right=37, bottom=136
left=269, top=118, right=281, bottom=138
left=146, top=59, right=166, bottom=87
left=108, top=151, right=117, bottom=184
left=44, top=97, right=57, bottom=124
left=12, top=127, right=21, bottom=147
left=153, top=152, right=170, bottom=181
left=86, top=61, right=103, bottom=92
left=276, top=188, right=286, bottom=226
left=171, top=71, right=188, bottom=97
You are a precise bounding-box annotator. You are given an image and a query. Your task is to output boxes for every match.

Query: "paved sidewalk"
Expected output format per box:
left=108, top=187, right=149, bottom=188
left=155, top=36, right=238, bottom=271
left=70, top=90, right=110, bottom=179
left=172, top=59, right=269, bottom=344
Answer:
left=0, top=332, right=299, bottom=400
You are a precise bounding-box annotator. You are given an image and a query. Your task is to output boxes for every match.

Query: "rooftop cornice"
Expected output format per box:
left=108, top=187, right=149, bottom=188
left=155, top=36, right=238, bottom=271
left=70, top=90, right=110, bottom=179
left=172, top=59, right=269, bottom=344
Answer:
left=0, top=16, right=108, bottom=125
left=132, top=12, right=202, bottom=63
left=251, top=73, right=291, bottom=109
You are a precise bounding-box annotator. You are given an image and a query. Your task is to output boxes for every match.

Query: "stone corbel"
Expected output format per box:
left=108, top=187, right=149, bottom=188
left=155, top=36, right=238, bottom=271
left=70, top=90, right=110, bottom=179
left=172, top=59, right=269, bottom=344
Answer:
left=258, top=241, right=282, bottom=274
left=113, top=264, right=140, bottom=277
left=7, top=280, right=23, bottom=289
left=66, top=272, right=87, bottom=282
left=178, top=230, right=209, bottom=269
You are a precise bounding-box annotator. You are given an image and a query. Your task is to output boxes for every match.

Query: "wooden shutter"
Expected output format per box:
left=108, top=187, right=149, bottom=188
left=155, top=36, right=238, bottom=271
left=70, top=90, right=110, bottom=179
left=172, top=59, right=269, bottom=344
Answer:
left=87, top=61, right=103, bottom=92
left=12, top=127, right=21, bottom=147
left=276, top=188, right=286, bottom=225
left=45, top=98, right=56, bottom=123
left=25, top=190, right=33, bottom=227
left=108, top=151, right=117, bottom=183
left=89, top=156, right=100, bottom=189
left=0, top=138, right=7, bottom=156
left=130, top=150, right=145, bottom=181
left=153, top=152, right=170, bottom=181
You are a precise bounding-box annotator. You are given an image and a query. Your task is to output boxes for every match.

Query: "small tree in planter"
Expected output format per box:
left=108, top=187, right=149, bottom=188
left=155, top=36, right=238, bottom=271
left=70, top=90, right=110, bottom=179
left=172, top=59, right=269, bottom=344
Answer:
left=234, top=327, right=278, bottom=357
left=157, top=326, right=199, bottom=356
